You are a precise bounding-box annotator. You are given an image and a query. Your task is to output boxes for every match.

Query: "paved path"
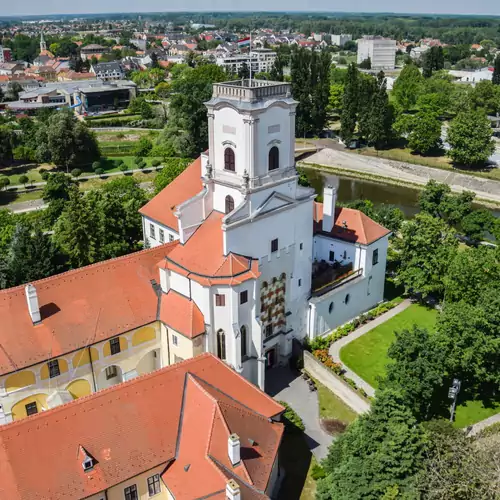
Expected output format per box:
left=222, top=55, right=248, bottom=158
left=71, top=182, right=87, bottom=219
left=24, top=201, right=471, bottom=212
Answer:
left=266, top=367, right=332, bottom=460
left=329, top=299, right=413, bottom=398
left=304, top=148, right=500, bottom=205
left=468, top=412, right=500, bottom=436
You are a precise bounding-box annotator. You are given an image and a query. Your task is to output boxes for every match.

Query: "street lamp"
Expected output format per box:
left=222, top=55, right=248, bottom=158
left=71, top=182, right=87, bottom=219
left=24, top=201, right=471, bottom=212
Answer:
left=448, top=378, right=461, bottom=422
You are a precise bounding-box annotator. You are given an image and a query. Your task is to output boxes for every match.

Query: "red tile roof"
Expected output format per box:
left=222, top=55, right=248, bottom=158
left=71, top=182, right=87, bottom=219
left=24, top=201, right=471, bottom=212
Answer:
left=160, top=211, right=260, bottom=286
left=159, top=290, right=205, bottom=338
left=313, top=202, right=390, bottom=245
left=0, top=354, right=284, bottom=500
left=0, top=243, right=178, bottom=375
left=139, top=157, right=203, bottom=231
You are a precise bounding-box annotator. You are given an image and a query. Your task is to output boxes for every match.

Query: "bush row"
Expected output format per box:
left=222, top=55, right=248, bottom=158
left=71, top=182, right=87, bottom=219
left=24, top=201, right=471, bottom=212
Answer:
left=305, top=297, right=404, bottom=352
left=278, top=401, right=305, bottom=434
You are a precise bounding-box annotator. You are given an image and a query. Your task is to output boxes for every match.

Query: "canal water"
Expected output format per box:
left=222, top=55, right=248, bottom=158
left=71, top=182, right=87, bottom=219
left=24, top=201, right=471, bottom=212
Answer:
left=304, top=169, right=421, bottom=217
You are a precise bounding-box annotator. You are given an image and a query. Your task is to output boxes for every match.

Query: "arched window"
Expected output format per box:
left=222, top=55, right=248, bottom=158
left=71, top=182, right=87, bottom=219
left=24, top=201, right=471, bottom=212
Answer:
left=240, top=326, right=247, bottom=358
left=329, top=302, right=334, bottom=314
left=217, top=329, right=226, bottom=360
left=224, top=148, right=235, bottom=172
left=268, top=146, right=279, bottom=171
left=225, top=195, right=235, bottom=214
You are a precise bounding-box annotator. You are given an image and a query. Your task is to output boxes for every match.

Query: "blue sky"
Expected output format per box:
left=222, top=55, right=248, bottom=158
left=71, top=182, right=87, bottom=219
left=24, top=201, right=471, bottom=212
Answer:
left=3, top=1, right=500, bottom=16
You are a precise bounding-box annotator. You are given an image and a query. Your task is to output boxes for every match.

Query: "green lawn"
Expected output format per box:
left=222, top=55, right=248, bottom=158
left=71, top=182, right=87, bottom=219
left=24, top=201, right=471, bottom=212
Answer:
left=454, top=399, right=500, bottom=429
left=317, top=380, right=358, bottom=425
left=340, top=304, right=438, bottom=388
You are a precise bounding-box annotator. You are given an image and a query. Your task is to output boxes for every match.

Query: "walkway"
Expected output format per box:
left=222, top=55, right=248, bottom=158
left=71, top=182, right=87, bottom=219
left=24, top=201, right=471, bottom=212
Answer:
left=468, top=411, right=500, bottom=436
left=304, top=147, right=500, bottom=205
left=329, top=299, right=412, bottom=398
left=266, top=367, right=332, bottom=460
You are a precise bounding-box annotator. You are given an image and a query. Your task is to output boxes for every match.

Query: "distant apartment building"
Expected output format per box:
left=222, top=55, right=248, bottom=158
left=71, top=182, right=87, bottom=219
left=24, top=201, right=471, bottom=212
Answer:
left=215, top=48, right=277, bottom=74
left=357, top=35, right=396, bottom=70
left=90, top=61, right=125, bottom=81
left=331, top=34, right=353, bottom=47
left=80, top=44, right=110, bottom=61
left=0, top=46, right=12, bottom=63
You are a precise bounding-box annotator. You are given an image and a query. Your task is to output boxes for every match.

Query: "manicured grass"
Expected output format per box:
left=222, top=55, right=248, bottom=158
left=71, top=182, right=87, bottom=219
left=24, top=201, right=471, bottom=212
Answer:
left=0, top=163, right=56, bottom=186
left=340, top=304, right=438, bottom=388
left=0, top=188, right=44, bottom=206
left=454, top=399, right=500, bottom=429
left=317, top=380, right=357, bottom=425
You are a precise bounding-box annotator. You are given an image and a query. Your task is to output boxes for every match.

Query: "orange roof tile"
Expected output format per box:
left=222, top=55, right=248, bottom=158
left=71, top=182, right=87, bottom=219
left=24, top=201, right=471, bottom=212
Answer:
left=159, top=290, right=205, bottom=338
left=0, top=354, right=284, bottom=500
left=0, top=243, right=178, bottom=375
left=161, top=211, right=260, bottom=286
left=139, top=158, right=203, bottom=230
left=313, top=202, right=390, bottom=245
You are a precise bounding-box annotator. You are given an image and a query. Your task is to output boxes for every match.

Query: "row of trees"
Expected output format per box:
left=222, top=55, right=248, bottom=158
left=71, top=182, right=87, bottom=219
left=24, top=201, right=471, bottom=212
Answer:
left=0, top=110, right=101, bottom=170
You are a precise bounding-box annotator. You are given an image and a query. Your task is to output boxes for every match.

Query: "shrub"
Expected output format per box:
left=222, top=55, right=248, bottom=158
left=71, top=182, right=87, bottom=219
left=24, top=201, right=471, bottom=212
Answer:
left=311, top=463, right=327, bottom=480
left=151, top=158, right=161, bottom=167
left=119, top=163, right=129, bottom=173
left=95, top=168, right=104, bottom=177
left=92, top=161, right=101, bottom=171
left=116, top=132, right=125, bottom=139
left=18, top=174, right=29, bottom=186
left=278, top=401, right=305, bottom=434
left=0, top=176, right=10, bottom=190
left=71, top=168, right=82, bottom=178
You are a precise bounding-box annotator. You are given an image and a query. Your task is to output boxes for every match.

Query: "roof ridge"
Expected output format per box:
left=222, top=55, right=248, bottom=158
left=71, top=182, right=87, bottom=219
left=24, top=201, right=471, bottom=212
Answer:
left=0, top=241, right=179, bottom=296
left=0, top=353, right=214, bottom=433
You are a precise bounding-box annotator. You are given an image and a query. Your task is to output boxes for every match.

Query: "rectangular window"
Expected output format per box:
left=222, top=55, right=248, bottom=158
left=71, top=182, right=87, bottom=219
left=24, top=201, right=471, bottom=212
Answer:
left=172, top=334, right=178, bottom=346
left=25, top=402, right=38, bottom=416
left=271, top=238, right=278, bottom=253
left=169, top=234, right=174, bottom=242
left=159, top=229, right=165, bottom=244
left=110, top=337, right=121, bottom=355
left=149, top=224, right=155, bottom=240
left=299, top=242, right=303, bottom=250
left=329, top=250, right=335, bottom=262
left=298, top=278, right=302, bottom=287
left=240, top=290, right=248, bottom=305
left=265, top=324, right=273, bottom=338
left=147, top=474, right=161, bottom=496
left=372, top=249, right=379, bottom=265
left=48, top=359, right=60, bottom=378
left=106, top=366, right=117, bottom=380
left=215, top=294, right=225, bottom=307
left=124, top=484, right=138, bottom=500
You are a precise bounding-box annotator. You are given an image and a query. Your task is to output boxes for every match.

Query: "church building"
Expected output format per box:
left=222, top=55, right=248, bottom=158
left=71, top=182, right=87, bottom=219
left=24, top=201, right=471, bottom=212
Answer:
left=0, top=79, right=389, bottom=425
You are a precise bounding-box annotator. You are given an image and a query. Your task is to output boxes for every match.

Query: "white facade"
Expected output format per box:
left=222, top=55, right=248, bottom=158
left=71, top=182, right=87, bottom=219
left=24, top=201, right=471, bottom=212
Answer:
left=141, top=79, right=389, bottom=389
left=216, top=49, right=277, bottom=75
left=357, top=36, right=396, bottom=70
left=331, top=34, right=352, bottom=47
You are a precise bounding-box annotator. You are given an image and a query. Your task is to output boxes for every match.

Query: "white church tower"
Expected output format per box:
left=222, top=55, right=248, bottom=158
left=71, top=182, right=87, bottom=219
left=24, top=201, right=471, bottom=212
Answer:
left=204, top=80, right=316, bottom=376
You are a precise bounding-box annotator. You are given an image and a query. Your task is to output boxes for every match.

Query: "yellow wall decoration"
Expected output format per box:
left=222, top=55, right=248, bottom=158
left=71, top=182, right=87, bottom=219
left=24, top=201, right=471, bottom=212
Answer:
left=132, top=326, right=156, bottom=346
left=40, top=358, right=69, bottom=380
left=103, top=336, right=128, bottom=356
left=66, top=379, right=92, bottom=399
left=11, top=394, right=48, bottom=420
left=4, top=370, right=36, bottom=393
left=72, top=347, right=99, bottom=368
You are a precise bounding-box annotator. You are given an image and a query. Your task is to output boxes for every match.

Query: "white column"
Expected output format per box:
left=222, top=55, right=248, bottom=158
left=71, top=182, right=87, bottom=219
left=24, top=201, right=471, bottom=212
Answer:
left=207, top=112, right=215, bottom=168
left=289, top=110, right=296, bottom=168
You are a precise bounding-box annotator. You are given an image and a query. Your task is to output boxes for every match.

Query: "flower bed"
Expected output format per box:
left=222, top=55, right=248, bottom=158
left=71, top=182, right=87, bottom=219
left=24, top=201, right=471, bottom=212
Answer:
left=306, top=297, right=404, bottom=352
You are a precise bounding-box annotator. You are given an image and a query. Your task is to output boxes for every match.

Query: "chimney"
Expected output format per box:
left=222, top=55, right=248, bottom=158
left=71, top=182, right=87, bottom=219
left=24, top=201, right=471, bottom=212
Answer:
left=25, top=283, right=41, bottom=324
left=228, top=433, right=240, bottom=466
left=322, top=185, right=337, bottom=233
left=226, top=479, right=241, bottom=500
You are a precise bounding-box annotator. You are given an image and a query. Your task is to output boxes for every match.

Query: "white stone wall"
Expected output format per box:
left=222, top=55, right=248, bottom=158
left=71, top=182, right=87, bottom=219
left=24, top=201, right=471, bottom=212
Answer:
left=142, top=216, right=179, bottom=248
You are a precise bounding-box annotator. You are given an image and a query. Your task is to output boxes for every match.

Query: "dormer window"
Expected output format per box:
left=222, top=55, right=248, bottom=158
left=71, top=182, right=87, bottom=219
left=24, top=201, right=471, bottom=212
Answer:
left=224, top=147, right=235, bottom=172
left=83, top=457, right=94, bottom=472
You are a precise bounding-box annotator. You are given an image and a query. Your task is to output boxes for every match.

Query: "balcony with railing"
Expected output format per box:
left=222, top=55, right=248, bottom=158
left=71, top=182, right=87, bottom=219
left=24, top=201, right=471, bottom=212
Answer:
left=311, top=260, right=363, bottom=297
left=212, top=79, right=292, bottom=102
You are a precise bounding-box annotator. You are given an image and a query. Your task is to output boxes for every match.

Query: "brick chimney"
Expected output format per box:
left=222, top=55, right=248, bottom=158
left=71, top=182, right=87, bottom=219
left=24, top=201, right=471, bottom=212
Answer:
left=228, top=433, right=240, bottom=466
left=25, top=283, right=41, bottom=324
left=322, top=185, right=337, bottom=233
left=226, top=479, right=241, bottom=500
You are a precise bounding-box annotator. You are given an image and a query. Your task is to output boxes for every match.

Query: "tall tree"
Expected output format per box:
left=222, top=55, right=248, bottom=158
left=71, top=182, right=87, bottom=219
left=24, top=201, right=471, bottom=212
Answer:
left=0, top=126, right=14, bottom=165
left=318, top=389, right=425, bottom=500
left=392, top=62, right=424, bottom=111
left=269, top=53, right=284, bottom=81
left=367, top=71, right=394, bottom=149
left=356, top=74, right=377, bottom=140
left=447, top=109, right=495, bottom=166
left=53, top=190, right=101, bottom=268
left=493, top=54, right=500, bottom=86
left=340, top=63, right=359, bottom=143
left=238, top=62, right=250, bottom=79
left=291, top=46, right=313, bottom=137
left=395, top=212, right=458, bottom=299
left=406, top=109, right=442, bottom=154
left=422, top=46, right=445, bottom=78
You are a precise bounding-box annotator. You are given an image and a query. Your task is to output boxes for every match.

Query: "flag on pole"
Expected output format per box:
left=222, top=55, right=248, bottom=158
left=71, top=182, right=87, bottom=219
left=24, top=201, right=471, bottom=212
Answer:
left=238, top=37, right=251, bottom=48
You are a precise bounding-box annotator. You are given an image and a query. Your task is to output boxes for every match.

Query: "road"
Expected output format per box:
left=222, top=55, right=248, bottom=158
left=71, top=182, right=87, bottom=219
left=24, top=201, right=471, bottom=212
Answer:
left=304, top=147, right=500, bottom=205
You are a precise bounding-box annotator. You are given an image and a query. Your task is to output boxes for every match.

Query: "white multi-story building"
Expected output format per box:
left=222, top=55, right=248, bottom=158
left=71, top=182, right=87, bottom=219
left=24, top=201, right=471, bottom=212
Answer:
left=331, top=34, right=353, bottom=47
left=357, top=35, right=396, bottom=70
left=215, top=49, right=277, bottom=75
left=140, top=79, right=390, bottom=389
